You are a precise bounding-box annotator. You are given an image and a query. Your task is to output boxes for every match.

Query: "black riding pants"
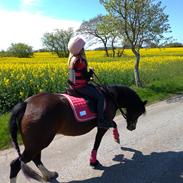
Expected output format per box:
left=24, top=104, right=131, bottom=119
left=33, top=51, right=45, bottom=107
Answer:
left=75, top=84, right=105, bottom=120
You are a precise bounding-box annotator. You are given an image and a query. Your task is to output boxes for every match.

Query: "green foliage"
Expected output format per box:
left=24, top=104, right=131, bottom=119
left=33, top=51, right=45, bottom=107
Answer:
left=100, top=0, right=171, bottom=49
left=42, top=28, right=74, bottom=57
left=0, top=50, right=9, bottom=57
left=7, top=43, right=33, bottom=58
left=164, top=42, right=183, bottom=48
left=77, top=15, right=111, bottom=57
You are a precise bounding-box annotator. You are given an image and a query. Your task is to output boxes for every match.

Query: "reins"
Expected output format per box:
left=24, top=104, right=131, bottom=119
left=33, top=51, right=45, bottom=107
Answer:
left=92, top=72, right=127, bottom=120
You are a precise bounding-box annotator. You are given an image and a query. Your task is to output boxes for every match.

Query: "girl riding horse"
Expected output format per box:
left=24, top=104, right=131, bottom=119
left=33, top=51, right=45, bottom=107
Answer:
left=9, top=36, right=147, bottom=183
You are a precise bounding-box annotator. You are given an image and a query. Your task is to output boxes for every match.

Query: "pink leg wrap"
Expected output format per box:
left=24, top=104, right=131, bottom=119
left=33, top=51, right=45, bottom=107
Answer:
left=113, top=128, right=120, bottom=143
left=90, top=150, right=97, bottom=163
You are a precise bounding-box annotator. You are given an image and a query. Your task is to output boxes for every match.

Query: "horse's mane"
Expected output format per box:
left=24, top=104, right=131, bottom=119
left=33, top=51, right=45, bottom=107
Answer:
left=102, top=84, right=138, bottom=98
left=102, top=85, right=144, bottom=110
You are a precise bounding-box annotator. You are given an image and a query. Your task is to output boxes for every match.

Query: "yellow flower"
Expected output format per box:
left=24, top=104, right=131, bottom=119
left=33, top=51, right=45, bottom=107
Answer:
left=3, top=78, right=10, bottom=87
left=20, top=91, right=24, bottom=97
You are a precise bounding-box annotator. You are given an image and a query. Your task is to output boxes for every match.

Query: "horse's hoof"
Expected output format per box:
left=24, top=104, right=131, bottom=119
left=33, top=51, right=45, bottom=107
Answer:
left=52, top=171, right=59, bottom=179
left=90, top=160, right=99, bottom=167
left=43, top=171, right=59, bottom=181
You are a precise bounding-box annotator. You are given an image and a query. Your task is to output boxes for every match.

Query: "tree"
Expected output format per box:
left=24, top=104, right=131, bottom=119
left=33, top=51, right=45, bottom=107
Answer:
left=144, top=41, right=159, bottom=48
left=77, top=15, right=111, bottom=57
left=100, top=0, right=171, bottom=87
left=164, top=42, right=183, bottom=48
left=42, top=28, right=74, bottom=57
left=7, top=43, right=33, bottom=58
left=97, top=15, right=123, bottom=57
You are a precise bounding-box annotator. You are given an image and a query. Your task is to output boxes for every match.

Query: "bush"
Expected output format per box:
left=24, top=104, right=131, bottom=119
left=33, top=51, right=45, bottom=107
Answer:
left=7, top=43, right=33, bottom=58
left=0, top=50, right=10, bottom=57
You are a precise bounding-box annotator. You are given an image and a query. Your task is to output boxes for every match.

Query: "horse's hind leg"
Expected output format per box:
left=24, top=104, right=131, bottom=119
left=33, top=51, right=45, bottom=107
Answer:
left=9, top=158, right=21, bottom=183
left=33, top=152, right=58, bottom=181
left=90, top=128, right=108, bottom=167
left=10, top=150, right=37, bottom=183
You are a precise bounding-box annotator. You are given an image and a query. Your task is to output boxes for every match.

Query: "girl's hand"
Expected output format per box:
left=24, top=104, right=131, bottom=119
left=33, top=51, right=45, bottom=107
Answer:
left=89, top=67, right=94, bottom=73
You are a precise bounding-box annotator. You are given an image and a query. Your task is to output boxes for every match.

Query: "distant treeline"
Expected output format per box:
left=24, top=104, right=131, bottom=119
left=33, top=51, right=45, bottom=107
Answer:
left=94, top=42, right=183, bottom=50
left=0, top=42, right=183, bottom=58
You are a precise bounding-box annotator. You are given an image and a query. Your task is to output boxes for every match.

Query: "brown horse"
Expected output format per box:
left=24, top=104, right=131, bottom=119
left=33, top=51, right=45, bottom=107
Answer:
left=9, top=85, right=147, bottom=183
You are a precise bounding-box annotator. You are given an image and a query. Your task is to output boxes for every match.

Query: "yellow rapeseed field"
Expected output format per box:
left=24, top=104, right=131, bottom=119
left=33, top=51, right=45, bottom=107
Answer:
left=0, top=47, right=183, bottom=113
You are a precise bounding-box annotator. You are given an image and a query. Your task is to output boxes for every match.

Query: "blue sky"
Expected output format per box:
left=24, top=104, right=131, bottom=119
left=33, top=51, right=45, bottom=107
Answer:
left=0, top=0, right=106, bottom=20
left=0, top=0, right=182, bottom=50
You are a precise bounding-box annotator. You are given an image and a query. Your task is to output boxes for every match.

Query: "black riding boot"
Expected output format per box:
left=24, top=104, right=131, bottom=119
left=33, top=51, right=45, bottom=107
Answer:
left=98, top=118, right=114, bottom=129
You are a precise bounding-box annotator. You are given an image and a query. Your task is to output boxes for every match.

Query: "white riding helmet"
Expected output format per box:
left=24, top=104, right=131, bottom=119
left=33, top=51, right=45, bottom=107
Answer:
left=68, top=36, right=85, bottom=55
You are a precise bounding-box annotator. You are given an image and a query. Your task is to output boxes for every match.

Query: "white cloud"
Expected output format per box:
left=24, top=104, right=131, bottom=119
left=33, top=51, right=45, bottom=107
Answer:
left=0, top=10, right=81, bottom=50
left=21, top=0, right=39, bottom=6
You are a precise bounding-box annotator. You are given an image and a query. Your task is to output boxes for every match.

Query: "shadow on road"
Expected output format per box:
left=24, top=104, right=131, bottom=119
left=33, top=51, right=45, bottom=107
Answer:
left=63, top=147, right=183, bottom=183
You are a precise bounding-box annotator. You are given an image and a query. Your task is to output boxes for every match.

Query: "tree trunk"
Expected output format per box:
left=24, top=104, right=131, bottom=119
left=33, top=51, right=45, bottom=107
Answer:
left=111, top=39, right=115, bottom=57
left=132, top=48, right=142, bottom=87
left=104, top=43, right=109, bottom=57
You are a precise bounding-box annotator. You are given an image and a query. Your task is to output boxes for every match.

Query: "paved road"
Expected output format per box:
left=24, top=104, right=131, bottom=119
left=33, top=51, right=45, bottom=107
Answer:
left=1, top=95, right=183, bottom=183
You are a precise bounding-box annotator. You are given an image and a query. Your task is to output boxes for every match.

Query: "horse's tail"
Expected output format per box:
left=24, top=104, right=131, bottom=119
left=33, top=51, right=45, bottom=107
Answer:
left=9, top=102, right=27, bottom=158
left=9, top=102, right=44, bottom=182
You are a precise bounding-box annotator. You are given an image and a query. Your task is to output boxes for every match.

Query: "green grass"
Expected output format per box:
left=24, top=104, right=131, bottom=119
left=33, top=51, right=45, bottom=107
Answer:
left=0, top=113, right=11, bottom=150
left=0, top=113, right=23, bottom=150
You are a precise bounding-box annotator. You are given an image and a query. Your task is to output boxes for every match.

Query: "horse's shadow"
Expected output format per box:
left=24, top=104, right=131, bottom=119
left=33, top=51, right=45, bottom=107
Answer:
left=56, top=147, right=183, bottom=183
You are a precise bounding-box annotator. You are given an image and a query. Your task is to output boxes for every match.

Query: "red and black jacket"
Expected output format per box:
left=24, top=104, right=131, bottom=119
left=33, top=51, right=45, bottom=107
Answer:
left=68, top=56, right=93, bottom=88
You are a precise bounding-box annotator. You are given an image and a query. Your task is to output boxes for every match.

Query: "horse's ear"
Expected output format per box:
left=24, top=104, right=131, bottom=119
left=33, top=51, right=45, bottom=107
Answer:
left=143, top=100, right=147, bottom=106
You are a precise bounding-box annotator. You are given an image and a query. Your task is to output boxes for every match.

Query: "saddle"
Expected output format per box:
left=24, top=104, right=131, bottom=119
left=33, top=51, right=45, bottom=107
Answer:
left=61, top=94, right=97, bottom=122
left=61, top=88, right=106, bottom=122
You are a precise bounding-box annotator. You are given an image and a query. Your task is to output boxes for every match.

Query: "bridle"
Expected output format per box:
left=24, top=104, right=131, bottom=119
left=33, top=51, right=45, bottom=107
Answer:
left=118, top=107, right=127, bottom=120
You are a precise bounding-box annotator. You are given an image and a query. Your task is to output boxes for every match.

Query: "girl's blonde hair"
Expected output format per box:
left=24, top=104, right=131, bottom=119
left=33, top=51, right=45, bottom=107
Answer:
left=67, top=48, right=87, bottom=66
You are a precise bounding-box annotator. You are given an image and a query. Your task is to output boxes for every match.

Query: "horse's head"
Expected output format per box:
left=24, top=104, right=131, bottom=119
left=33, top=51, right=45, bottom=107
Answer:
left=108, top=85, right=147, bottom=131
left=125, top=100, right=147, bottom=131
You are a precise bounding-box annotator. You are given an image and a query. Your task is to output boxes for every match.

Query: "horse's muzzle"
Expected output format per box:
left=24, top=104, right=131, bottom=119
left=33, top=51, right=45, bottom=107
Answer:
left=127, top=123, right=136, bottom=131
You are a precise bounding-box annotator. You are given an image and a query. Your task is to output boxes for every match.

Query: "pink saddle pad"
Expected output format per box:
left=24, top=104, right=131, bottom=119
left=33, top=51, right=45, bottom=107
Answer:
left=62, top=94, right=97, bottom=122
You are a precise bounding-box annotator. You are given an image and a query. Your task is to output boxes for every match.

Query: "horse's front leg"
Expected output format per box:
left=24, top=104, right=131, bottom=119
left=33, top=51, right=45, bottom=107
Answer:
left=112, top=121, right=120, bottom=144
left=90, top=128, right=108, bottom=167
